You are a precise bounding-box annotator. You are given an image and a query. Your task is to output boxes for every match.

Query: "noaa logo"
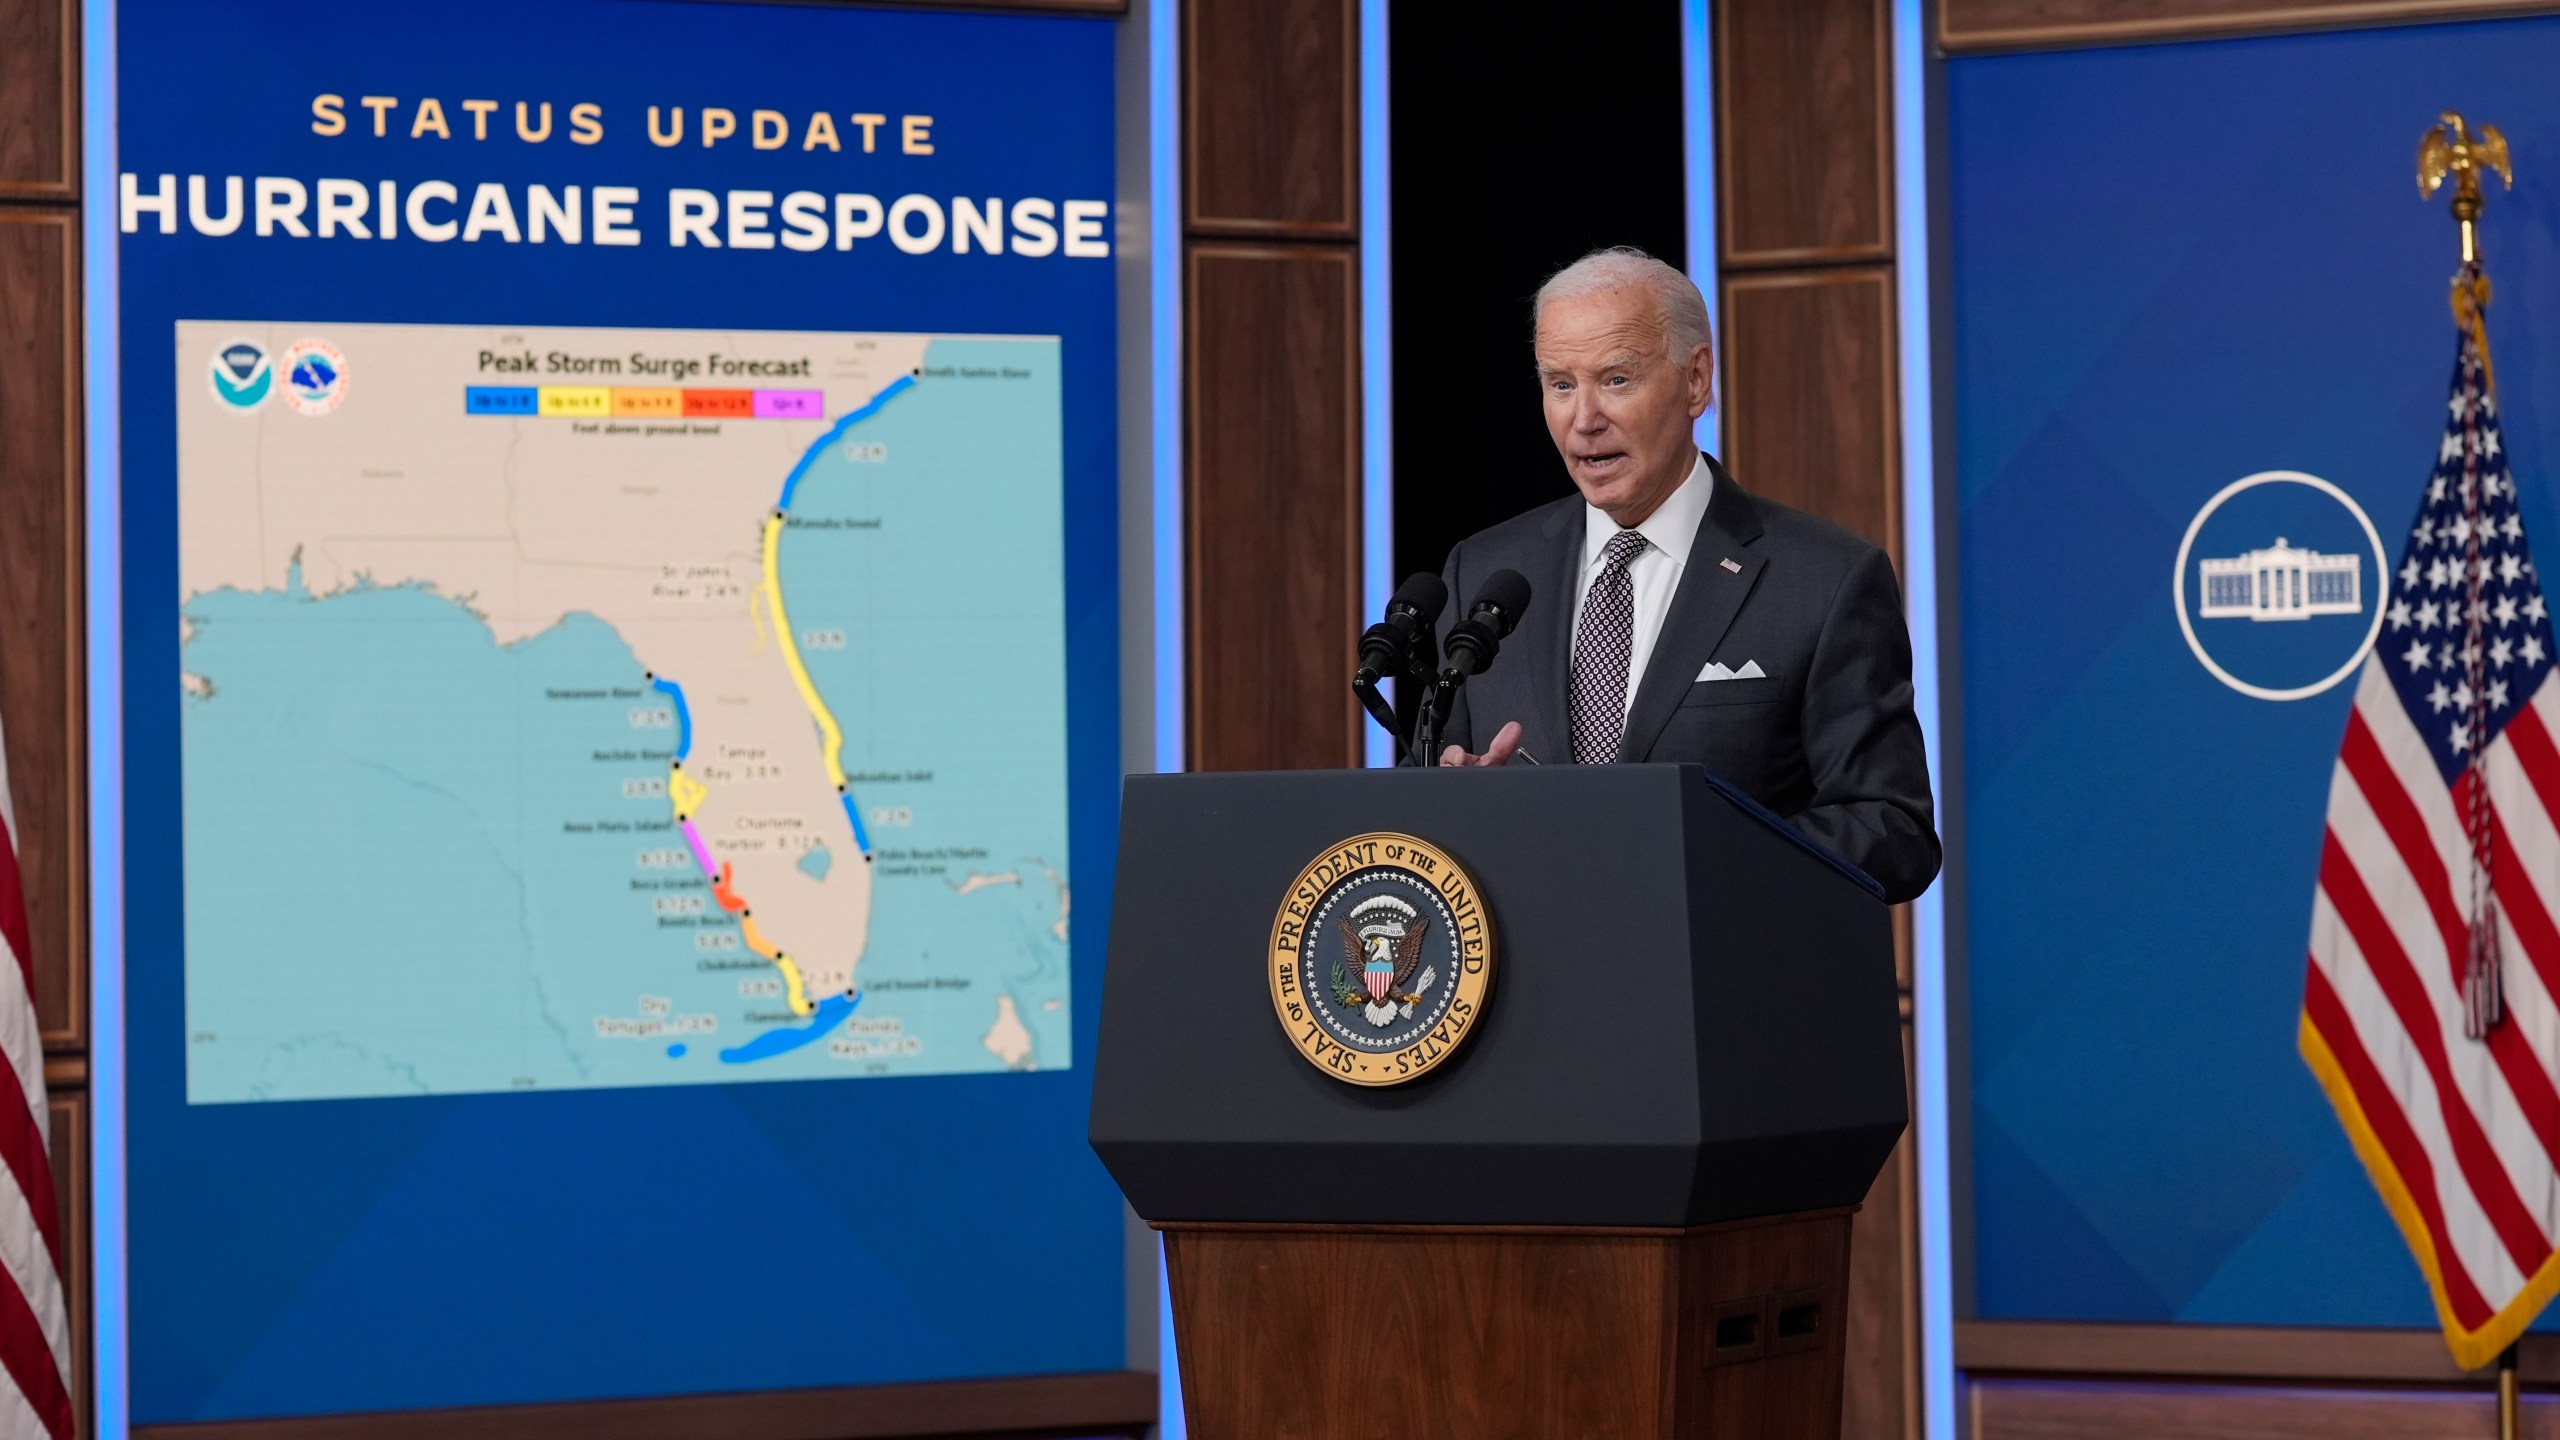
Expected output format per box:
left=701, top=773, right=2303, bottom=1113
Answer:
left=2175, top=471, right=2388, bottom=701
left=208, top=340, right=272, bottom=411
left=280, top=339, right=347, bottom=415
left=1268, top=832, right=1493, bottom=1087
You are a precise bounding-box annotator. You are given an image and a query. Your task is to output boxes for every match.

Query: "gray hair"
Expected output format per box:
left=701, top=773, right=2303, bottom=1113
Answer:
left=1533, top=246, right=1713, bottom=364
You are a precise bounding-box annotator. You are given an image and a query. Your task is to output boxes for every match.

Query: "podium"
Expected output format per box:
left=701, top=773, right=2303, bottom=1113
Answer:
left=1089, top=765, right=1906, bottom=1440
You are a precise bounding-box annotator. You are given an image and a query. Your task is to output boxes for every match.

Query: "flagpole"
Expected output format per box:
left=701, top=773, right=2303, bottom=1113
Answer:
left=2499, top=1343, right=2519, bottom=1440
left=2420, top=112, right=2510, bottom=395
left=2420, top=113, right=2516, bottom=1044
left=2417, top=118, right=2532, bottom=1432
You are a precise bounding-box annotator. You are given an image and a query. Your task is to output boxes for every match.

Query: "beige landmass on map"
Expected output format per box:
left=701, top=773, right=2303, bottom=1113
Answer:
left=981, top=993, right=1035, bottom=1070
left=177, top=320, right=938, bottom=1004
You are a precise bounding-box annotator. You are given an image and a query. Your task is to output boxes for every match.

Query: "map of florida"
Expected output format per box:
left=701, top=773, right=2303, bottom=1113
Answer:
left=183, top=332, right=933, bottom=1025
left=177, top=320, right=1072, bottom=1100
left=654, top=380, right=918, bottom=1026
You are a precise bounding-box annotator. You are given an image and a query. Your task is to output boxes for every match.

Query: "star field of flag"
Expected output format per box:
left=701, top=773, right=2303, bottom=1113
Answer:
left=2377, top=335, right=2555, bottom=784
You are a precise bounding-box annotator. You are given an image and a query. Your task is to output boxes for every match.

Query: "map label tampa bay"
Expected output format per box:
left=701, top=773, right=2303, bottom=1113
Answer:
left=177, top=320, right=1072, bottom=1103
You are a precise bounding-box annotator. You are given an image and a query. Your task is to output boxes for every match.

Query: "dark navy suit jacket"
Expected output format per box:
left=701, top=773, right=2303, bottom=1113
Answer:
left=1432, top=455, right=1941, bottom=904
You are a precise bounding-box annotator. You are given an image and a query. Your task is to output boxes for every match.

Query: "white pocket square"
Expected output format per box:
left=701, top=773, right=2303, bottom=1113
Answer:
left=1696, top=660, right=1766, bottom=682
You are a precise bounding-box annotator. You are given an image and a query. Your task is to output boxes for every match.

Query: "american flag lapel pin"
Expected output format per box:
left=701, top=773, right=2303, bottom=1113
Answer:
left=1720, top=557, right=1742, bottom=574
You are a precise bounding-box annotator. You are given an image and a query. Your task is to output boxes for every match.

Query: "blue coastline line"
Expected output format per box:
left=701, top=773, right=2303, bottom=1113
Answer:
left=769, top=372, right=915, bottom=857
left=649, top=675, right=692, bottom=761
left=718, top=990, right=860, bottom=1065
left=775, top=374, right=918, bottom=512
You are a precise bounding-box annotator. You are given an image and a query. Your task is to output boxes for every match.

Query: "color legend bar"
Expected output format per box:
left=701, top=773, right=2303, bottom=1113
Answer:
left=684, top=390, right=753, bottom=418
left=464, top=386, right=538, bottom=416
left=538, top=386, right=612, bottom=418
left=612, top=388, right=682, bottom=418
left=755, top=390, right=824, bottom=420
left=465, top=386, right=830, bottom=420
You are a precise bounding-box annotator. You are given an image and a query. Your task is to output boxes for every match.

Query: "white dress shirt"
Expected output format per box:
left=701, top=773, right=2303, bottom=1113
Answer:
left=1569, top=452, right=1714, bottom=718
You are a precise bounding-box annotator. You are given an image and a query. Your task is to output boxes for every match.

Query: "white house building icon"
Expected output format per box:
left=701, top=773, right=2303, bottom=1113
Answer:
left=2198, top=537, right=2361, bottom=621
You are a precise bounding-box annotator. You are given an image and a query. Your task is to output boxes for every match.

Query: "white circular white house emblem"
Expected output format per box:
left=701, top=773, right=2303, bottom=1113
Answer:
left=2173, top=470, right=2388, bottom=702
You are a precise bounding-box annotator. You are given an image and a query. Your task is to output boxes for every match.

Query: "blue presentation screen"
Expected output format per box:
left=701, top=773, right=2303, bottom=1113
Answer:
left=115, top=0, right=1125, bottom=1420
left=1950, top=17, right=2560, bottom=1326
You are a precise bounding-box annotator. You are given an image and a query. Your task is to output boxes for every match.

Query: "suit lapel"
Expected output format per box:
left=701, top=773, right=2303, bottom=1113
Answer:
left=1525, top=500, right=1584, bottom=761
left=1616, top=459, right=1767, bottom=762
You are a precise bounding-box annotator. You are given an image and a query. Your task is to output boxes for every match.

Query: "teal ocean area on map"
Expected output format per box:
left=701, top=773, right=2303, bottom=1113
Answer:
left=781, top=338, right=1073, bottom=1082
left=180, top=333, right=1072, bottom=1103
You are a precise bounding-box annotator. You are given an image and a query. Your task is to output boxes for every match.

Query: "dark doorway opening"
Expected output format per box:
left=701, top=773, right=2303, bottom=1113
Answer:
left=1388, top=0, right=1690, bottom=587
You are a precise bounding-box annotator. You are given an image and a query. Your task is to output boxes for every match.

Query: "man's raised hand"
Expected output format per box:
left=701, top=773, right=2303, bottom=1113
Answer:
left=1440, top=720, right=1524, bottom=768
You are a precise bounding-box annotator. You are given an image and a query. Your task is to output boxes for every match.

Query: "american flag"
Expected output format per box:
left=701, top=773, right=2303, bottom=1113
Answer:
left=0, top=721, right=69, bottom=1437
left=2301, top=315, right=2560, bottom=1369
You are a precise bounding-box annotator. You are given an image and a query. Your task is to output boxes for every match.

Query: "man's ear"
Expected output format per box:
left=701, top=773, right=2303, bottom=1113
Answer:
left=1687, top=343, right=1715, bottom=418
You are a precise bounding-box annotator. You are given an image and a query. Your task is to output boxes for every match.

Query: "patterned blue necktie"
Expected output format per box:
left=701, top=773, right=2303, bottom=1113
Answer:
left=1569, top=531, right=1651, bottom=765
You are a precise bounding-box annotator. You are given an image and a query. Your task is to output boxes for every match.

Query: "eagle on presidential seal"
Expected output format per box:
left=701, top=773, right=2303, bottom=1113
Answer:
left=1331, top=894, right=1438, bottom=1028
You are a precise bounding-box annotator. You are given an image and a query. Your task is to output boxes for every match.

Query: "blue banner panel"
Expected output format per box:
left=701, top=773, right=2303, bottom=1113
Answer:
left=1952, top=17, right=2560, bottom=1327
left=117, top=0, right=1122, bottom=1420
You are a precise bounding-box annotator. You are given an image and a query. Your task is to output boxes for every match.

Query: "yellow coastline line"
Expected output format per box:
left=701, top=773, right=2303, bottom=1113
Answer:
left=761, top=513, right=848, bottom=789
left=668, top=766, right=707, bottom=823
left=739, top=913, right=814, bottom=1017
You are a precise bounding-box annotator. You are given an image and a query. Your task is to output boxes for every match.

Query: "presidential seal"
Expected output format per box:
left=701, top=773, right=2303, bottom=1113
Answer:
left=1268, top=832, right=1494, bottom=1086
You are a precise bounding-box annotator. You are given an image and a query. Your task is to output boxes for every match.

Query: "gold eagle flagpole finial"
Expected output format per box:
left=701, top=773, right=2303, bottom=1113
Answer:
left=2420, top=111, right=2512, bottom=388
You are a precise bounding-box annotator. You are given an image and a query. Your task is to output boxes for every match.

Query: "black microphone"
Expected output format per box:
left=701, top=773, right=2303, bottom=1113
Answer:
left=1416, top=570, right=1531, bottom=767
left=1354, top=572, right=1449, bottom=689
left=1441, top=569, right=1532, bottom=681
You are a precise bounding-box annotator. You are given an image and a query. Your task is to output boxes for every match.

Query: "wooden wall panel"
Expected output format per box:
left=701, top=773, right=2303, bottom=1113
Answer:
left=1184, top=245, right=1360, bottom=771
left=8, top=3, right=89, bottom=1427
left=1842, top=1061, right=1918, bottom=1439
left=1957, top=1319, right=2560, bottom=1385
left=1716, top=0, right=1891, bottom=268
left=132, top=1371, right=1157, bottom=1440
left=1714, top=2, right=1908, bottom=1431
left=1720, top=268, right=1900, bottom=556
left=1184, top=0, right=1355, bottom=237
left=0, top=209, right=84, bottom=1052
left=47, top=1089, right=84, bottom=1440
left=1970, top=1377, right=2560, bottom=1438
left=1940, top=0, right=2560, bottom=53
left=0, top=0, right=75, bottom=200
left=1181, top=0, right=1364, bottom=775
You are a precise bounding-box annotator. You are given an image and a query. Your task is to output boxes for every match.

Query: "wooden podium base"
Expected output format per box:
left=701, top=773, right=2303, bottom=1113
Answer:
left=1160, top=1210, right=1855, bottom=1440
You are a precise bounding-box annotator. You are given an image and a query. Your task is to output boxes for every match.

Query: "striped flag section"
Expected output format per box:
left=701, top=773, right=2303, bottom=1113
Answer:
left=0, top=716, right=69, bottom=1435
left=2302, top=320, right=2560, bottom=1368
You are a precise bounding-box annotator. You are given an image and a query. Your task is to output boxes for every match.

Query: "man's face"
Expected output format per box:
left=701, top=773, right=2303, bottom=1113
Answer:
left=1534, top=285, right=1713, bottom=527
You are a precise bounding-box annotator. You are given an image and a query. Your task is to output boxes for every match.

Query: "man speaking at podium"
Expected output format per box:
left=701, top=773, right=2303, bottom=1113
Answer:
left=1433, top=247, right=1941, bottom=905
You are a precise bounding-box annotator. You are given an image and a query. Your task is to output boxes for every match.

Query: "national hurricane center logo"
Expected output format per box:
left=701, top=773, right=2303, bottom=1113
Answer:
left=1268, top=832, right=1493, bottom=1087
left=207, top=340, right=272, bottom=411
left=2175, top=471, right=2388, bottom=701
left=280, top=338, right=347, bottom=415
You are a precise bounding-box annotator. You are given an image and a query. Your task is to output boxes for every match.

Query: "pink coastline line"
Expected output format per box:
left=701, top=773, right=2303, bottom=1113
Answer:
left=679, top=820, right=719, bottom=879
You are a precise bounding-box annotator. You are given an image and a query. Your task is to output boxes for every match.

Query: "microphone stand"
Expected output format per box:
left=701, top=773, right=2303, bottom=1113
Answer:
left=1418, top=668, right=1480, bottom=768
left=1404, top=630, right=1445, bottom=768
left=1353, top=671, right=1398, bottom=738
left=1400, top=572, right=1526, bottom=766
